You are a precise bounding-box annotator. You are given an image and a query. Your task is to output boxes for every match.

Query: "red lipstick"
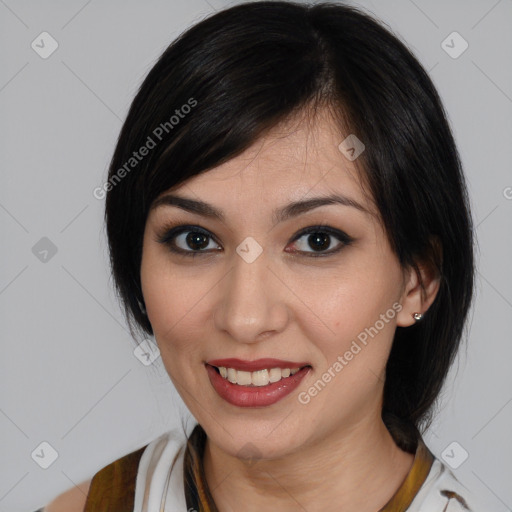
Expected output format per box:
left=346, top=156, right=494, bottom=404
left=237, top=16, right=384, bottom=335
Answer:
left=206, top=358, right=310, bottom=372
left=205, top=358, right=311, bottom=408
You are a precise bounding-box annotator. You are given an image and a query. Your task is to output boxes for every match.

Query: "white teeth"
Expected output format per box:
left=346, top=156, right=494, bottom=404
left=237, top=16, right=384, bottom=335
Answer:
left=216, top=366, right=302, bottom=386
left=237, top=370, right=252, bottom=386
left=227, top=367, right=237, bottom=383
left=252, top=369, right=269, bottom=386
left=269, top=368, right=282, bottom=383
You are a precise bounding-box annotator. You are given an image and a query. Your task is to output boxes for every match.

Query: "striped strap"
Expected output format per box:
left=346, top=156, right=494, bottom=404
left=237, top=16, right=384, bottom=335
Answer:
left=380, top=438, right=435, bottom=511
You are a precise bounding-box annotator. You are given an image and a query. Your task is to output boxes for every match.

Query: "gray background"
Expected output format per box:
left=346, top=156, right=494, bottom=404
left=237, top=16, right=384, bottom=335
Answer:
left=0, top=0, right=511, bottom=510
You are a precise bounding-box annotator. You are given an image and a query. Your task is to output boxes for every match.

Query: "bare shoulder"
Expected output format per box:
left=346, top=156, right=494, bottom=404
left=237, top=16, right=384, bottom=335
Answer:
left=42, top=479, right=92, bottom=512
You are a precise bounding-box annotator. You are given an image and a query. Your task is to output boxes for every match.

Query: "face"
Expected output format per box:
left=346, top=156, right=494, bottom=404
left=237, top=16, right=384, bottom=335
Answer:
left=140, top=109, right=416, bottom=460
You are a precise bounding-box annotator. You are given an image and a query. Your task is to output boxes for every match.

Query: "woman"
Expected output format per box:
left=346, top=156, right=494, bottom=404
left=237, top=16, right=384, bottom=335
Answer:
left=43, top=1, right=485, bottom=510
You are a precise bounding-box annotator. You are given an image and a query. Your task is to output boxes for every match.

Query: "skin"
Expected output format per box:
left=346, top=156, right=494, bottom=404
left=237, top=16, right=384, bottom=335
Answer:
left=43, top=480, right=90, bottom=512
left=140, top=107, right=440, bottom=512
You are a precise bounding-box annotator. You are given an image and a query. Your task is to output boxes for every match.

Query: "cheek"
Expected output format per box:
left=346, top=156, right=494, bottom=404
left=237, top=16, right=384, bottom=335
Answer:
left=140, top=250, right=220, bottom=377
left=290, top=261, right=403, bottom=412
left=293, top=256, right=402, bottom=349
left=296, top=274, right=401, bottom=418
left=143, top=274, right=206, bottom=344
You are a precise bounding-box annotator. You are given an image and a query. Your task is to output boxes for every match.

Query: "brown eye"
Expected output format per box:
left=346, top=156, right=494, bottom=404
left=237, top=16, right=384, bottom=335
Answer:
left=287, top=226, right=354, bottom=257
left=183, top=231, right=210, bottom=251
left=157, top=225, right=221, bottom=256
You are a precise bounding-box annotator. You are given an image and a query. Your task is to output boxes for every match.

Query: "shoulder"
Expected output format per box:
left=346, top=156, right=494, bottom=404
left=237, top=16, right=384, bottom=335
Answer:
left=42, top=429, right=188, bottom=512
left=41, top=441, right=148, bottom=512
left=410, top=458, right=496, bottom=511
left=41, top=479, right=91, bottom=512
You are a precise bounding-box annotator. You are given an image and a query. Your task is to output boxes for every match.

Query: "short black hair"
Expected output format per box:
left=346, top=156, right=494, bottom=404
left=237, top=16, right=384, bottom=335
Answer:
left=104, top=1, right=475, bottom=451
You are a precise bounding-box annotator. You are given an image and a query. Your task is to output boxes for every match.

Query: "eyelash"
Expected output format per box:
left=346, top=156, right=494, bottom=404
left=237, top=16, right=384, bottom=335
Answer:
left=155, top=223, right=354, bottom=259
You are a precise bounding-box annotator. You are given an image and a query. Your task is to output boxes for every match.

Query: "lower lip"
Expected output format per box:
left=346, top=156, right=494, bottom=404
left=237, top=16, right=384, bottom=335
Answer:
left=206, top=364, right=311, bottom=407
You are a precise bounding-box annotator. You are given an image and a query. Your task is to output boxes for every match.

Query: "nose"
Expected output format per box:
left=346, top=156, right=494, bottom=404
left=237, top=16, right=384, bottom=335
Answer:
left=213, top=249, right=290, bottom=344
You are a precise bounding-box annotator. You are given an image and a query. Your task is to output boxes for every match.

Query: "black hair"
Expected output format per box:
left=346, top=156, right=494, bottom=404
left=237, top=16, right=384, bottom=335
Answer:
left=104, top=1, right=474, bottom=452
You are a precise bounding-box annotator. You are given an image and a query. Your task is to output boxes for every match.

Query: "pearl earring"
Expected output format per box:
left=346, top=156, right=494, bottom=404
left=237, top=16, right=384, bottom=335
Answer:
left=412, top=312, right=423, bottom=321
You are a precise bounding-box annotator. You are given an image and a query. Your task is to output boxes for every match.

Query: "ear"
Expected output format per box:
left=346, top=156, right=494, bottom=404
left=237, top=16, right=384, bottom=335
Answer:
left=396, top=258, right=441, bottom=328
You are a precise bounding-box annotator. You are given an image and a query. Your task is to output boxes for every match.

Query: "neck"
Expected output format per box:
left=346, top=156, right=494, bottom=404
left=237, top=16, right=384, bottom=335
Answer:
left=202, top=413, right=415, bottom=512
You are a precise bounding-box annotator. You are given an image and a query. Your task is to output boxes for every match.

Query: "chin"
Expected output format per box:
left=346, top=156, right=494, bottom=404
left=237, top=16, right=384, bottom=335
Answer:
left=204, top=415, right=310, bottom=461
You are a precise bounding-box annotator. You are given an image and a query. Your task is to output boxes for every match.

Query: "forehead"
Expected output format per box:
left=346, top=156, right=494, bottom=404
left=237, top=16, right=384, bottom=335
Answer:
left=159, top=108, right=374, bottom=215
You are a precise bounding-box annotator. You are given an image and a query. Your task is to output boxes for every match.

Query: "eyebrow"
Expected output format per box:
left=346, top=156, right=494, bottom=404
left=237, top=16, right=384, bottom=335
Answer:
left=150, top=193, right=371, bottom=226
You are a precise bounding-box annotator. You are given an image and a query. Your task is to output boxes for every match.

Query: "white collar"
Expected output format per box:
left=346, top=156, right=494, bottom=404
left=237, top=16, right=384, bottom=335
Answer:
left=133, top=429, right=188, bottom=511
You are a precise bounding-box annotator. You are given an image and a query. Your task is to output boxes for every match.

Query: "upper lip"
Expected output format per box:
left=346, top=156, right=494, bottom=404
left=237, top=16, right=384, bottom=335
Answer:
left=206, top=358, right=311, bottom=372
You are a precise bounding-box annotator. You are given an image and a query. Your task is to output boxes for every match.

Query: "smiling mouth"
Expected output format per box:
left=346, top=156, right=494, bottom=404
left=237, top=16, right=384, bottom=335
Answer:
left=208, top=364, right=311, bottom=387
